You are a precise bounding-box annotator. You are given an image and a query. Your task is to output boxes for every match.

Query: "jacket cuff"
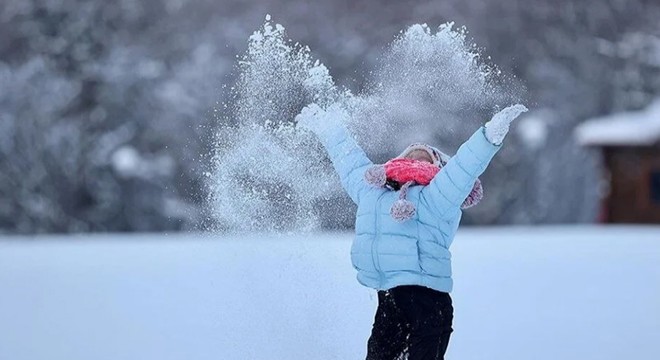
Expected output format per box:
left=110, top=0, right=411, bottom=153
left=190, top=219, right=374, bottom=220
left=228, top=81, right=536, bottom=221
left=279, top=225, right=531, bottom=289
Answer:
left=471, top=126, right=502, bottom=159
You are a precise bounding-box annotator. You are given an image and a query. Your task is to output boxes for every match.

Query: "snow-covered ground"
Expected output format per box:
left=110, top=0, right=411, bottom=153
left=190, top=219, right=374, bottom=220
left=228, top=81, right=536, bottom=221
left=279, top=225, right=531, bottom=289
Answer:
left=1, top=226, right=659, bottom=360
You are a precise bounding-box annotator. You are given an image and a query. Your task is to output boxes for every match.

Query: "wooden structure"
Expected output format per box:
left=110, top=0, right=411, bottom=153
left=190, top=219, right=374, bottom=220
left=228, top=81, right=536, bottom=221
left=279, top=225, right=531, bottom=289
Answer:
left=575, top=100, right=660, bottom=224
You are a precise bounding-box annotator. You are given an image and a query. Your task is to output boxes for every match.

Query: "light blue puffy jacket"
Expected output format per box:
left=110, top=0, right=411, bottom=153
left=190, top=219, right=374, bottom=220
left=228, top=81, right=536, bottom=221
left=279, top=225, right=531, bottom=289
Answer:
left=313, top=121, right=501, bottom=293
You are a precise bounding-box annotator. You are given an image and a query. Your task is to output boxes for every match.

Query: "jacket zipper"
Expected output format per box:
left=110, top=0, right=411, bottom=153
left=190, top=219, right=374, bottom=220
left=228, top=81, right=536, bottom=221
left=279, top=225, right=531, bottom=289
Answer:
left=372, top=192, right=386, bottom=288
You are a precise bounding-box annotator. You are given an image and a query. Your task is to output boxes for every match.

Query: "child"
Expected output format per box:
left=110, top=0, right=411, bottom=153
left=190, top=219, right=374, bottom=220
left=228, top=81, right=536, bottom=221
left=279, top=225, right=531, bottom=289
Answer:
left=296, top=103, right=527, bottom=360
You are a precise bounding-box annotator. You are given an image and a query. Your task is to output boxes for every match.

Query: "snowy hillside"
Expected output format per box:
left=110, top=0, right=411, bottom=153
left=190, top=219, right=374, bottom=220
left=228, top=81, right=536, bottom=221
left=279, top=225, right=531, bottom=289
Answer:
left=1, top=226, right=659, bottom=360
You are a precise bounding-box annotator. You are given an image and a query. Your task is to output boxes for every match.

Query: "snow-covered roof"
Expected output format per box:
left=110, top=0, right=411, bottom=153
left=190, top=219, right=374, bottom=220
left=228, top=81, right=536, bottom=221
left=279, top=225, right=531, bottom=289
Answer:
left=575, top=99, right=660, bottom=146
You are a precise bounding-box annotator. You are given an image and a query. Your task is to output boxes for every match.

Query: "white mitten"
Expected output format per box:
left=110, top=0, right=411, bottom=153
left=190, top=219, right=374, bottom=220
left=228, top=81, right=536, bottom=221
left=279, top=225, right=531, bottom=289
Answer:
left=295, top=103, right=348, bottom=138
left=484, top=104, right=528, bottom=145
left=295, top=103, right=324, bottom=132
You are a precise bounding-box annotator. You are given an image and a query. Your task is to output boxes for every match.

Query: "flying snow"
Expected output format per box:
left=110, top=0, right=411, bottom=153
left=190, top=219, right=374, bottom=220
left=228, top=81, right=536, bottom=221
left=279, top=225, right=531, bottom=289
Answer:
left=208, top=16, right=518, bottom=232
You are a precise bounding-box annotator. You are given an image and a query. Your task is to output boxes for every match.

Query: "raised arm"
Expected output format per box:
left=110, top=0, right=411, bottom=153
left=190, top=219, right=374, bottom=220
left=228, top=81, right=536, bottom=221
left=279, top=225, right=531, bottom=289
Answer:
left=420, top=104, right=528, bottom=219
left=295, top=103, right=375, bottom=204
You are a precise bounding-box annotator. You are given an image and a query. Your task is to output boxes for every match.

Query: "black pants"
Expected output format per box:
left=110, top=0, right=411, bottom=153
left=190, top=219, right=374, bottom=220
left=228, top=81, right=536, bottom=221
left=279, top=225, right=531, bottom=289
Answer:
left=366, top=285, right=453, bottom=360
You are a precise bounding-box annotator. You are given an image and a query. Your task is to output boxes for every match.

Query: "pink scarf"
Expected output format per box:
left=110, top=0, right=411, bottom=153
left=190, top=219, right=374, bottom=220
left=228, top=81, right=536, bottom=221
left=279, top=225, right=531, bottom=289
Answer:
left=364, top=158, right=483, bottom=222
left=384, top=158, right=439, bottom=186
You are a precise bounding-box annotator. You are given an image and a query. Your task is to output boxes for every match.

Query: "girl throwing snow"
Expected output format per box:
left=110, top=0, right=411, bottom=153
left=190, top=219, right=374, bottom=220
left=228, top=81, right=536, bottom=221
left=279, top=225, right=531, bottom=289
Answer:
left=296, top=103, right=527, bottom=360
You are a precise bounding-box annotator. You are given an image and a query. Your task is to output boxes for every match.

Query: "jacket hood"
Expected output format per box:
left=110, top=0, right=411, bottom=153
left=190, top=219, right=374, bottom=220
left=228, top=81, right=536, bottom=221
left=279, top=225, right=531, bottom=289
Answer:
left=396, top=143, right=451, bottom=167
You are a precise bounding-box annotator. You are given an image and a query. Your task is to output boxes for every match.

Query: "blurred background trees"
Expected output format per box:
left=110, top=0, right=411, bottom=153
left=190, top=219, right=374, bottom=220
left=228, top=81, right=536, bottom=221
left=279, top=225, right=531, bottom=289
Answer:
left=1, top=0, right=659, bottom=233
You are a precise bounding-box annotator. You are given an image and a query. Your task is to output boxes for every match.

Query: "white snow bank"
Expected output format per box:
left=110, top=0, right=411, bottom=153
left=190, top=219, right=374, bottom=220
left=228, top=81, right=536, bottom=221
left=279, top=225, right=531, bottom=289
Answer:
left=575, top=99, right=660, bottom=146
left=0, top=226, right=659, bottom=360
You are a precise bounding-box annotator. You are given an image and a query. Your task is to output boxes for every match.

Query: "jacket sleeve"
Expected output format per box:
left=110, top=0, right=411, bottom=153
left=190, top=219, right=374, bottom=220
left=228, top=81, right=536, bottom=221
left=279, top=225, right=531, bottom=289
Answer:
left=420, top=127, right=502, bottom=219
left=310, top=121, right=374, bottom=205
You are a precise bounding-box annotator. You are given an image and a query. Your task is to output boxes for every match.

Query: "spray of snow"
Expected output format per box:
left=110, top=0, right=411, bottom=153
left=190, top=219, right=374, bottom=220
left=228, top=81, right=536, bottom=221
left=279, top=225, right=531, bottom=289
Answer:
left=208, top=17, right=518, bottom=232
left=345, top=23, right=516, bottom=154
left=208, top=17, right=345, bottom=232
